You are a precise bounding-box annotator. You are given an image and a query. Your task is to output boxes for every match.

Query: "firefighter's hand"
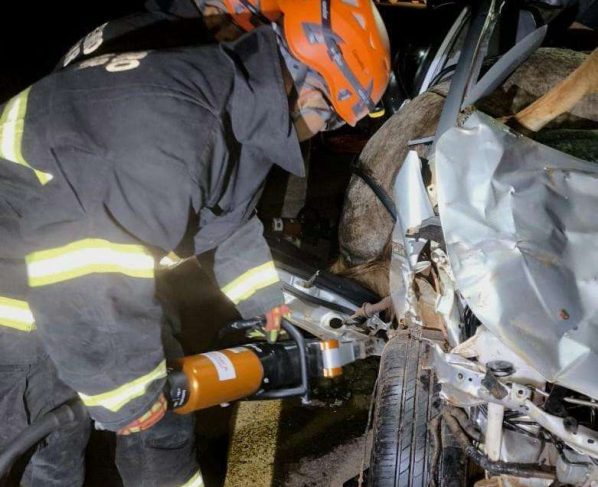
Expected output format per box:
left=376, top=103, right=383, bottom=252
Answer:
left=264, top=305, right=290, bottom=344
left=117, top=393, right=167, bottom=435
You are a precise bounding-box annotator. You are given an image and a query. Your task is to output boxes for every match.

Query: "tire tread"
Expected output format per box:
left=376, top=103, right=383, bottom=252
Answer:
left=369, top=335, right=434, bottom=487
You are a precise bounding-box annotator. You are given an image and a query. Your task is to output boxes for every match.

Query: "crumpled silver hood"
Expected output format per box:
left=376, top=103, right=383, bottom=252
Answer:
left=435, top=111, right=598, bottom=398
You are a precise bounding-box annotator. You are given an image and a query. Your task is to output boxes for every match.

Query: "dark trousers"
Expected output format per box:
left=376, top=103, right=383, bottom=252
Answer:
left=0, top=355, right=91, bottom=487
left=116, top=412, right=199, bottom=487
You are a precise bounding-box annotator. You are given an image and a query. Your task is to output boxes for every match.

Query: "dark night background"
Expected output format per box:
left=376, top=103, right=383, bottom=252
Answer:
left=0, top=1, right=146, bottom=102
left=3, top=0, right=596, bottom=104
left=0, top=1, right=465, bottom=103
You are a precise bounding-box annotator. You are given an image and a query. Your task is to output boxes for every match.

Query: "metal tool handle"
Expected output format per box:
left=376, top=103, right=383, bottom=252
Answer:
left=253, top=319, right=310, bottom=403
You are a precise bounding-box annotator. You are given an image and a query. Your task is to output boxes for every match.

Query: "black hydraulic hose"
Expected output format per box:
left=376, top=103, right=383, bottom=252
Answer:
left=216, top=317, right=265, bottom=343
left=0, top=400, right=88, bottom=477
left=442, top=409, right=556, bottom=479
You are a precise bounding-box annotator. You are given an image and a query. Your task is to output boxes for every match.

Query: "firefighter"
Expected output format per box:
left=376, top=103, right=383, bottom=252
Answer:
left=0, top=1, right=390, bottom=486
left=1, top=2, right=277, bottom=485
left=0, top=164, right=92, bottom=487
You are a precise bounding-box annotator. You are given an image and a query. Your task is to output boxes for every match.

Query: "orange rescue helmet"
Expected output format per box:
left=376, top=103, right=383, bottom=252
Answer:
left=219, top=0, right=282, bottom=31
left=277, top=0, right=391, bottom=126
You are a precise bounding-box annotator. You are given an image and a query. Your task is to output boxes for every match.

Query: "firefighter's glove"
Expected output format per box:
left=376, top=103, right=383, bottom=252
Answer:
left=117, top=393, right=167, bottom=435
left=264, top=305, right=291, bottom=344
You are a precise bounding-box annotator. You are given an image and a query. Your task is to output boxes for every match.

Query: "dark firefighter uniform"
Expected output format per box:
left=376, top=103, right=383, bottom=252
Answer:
left=0, top=164, right=91, bottom=487
left=0, top=26, right=303, bottom=486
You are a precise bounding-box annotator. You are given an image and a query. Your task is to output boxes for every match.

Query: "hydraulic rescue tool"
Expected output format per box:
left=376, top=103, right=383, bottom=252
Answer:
left=0, top=318, right=346, bottom=477
left=168, top=317, right=345, bottom=411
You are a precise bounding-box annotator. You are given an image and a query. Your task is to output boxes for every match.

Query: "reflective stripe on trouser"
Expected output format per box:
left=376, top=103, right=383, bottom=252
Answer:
left=221, top=261, right=279, bottom=304
left=0, top=87, right=53, bottom=185
left=78, top=360, right=167, bottom=412
left=180, top=470, right=204, bottom=487
left=25, top=238, right=155, bottom=287
left=0, top=295, right=35, bottom=332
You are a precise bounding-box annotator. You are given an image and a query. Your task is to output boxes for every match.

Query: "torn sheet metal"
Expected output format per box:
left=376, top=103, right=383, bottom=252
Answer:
left=394, top=150, right=435, bottom=233
left=390, top=151, right=432, bottom=325
left=435, top=111, right=598, bottom=399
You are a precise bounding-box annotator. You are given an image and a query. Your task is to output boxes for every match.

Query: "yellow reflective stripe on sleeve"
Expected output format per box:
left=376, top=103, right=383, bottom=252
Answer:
left=179, top=470, right=204, bottom=487
left=0, top=88, right=53, bottom=185
left=78, top=360, right=167, bottom=412
left=221, top=261, right=279, bottom=304
left=0, top=296, right=36, bottom=332
left=26, top=239, right=155, bottom=287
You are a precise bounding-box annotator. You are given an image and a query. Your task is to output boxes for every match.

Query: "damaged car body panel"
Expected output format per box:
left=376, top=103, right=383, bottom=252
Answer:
left=435, top=111, right=598, bottom=399
left=381, top=110, right=598, bottom=486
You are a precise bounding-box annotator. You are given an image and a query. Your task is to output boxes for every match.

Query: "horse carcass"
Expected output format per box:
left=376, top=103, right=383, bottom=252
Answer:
left=335, top=48, right=598, bottom=297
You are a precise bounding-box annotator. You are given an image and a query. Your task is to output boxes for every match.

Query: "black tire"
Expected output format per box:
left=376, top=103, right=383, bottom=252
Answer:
left=368, top=333, right=434, bottom=487
left=368, top=333, right=468, bottom=487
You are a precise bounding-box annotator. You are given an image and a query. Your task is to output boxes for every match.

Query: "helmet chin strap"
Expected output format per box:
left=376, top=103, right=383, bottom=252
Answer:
left=290, top=105, right=329, bottom=128
left=291, top=103, right=345, bottom=133
left=291, top=106, right=328, bottom=141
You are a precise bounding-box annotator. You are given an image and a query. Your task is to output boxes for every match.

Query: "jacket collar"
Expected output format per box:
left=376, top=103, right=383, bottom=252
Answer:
left=221, top=27, right=305, bottom=177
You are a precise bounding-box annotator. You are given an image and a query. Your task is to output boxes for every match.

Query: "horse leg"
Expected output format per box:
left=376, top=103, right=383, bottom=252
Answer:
left=513, top=49, right=598, bottom=132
